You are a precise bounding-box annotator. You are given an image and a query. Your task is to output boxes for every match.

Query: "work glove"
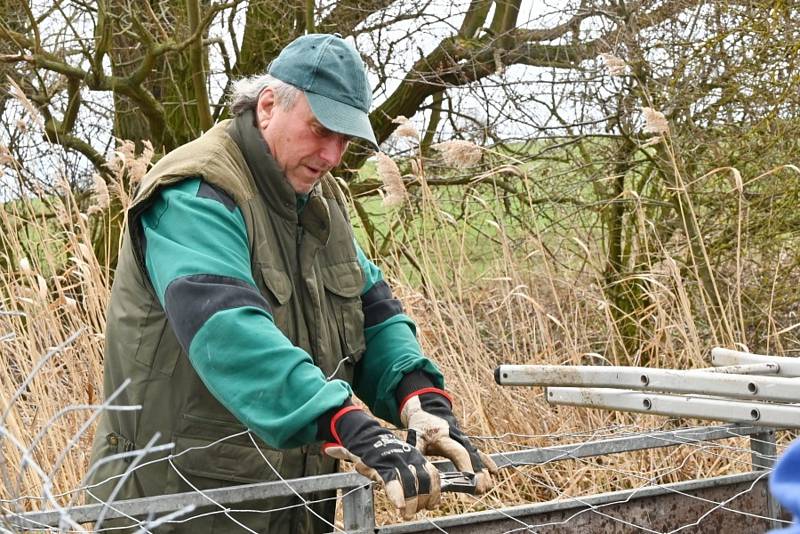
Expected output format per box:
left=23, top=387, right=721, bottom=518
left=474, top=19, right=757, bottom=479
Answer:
left=399, top=385, right=499, bottom=495
left=321, top=402, right=441, bottom=519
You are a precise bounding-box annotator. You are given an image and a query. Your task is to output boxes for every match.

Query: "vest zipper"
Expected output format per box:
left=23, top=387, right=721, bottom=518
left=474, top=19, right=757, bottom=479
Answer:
left=295, top=224, right=309, bottom=341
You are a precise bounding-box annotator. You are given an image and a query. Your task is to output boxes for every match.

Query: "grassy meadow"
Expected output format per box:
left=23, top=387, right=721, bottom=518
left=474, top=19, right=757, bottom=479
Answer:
left=1, top=132, right=798, bottom=527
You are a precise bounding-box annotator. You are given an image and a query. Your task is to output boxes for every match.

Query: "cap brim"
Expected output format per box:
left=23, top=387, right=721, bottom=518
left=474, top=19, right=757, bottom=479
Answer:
left=305, top=92, right=379, bottom=151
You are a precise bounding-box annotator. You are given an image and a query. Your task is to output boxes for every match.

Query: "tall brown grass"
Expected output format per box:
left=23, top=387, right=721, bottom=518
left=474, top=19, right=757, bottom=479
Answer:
left=0, top=131, right=793, bottom=528
left=0, top=181, right=109, bottom=513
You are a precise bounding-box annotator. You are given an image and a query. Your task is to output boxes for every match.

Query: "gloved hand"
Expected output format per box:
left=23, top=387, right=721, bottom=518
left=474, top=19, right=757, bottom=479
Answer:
left=400, top=388, right=498, bottom=494
left=322, top=405, right=441, bottom=519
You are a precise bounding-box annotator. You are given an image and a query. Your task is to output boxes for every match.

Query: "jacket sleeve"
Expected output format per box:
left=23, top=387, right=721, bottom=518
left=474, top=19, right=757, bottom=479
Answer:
left=352, top=241, right=444, bottom=426
left=140, top=178, right=352, bottom=449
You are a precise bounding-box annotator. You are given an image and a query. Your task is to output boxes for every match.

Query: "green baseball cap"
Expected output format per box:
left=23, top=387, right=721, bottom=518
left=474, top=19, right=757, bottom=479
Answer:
left=268, top=34, right=379, bottom=150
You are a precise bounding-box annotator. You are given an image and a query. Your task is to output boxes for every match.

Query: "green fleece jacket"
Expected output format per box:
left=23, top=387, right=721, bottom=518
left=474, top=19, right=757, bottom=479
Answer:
left=140, top=177, right=442, bottom=448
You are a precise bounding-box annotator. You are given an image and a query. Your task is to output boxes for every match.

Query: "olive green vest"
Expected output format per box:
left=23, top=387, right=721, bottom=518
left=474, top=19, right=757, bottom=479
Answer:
left=88, top=112, right=366, bottom=533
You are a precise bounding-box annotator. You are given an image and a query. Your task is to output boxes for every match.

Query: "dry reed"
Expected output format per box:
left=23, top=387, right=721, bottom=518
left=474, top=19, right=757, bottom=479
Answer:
left=0, top=137, right=792, bottom=530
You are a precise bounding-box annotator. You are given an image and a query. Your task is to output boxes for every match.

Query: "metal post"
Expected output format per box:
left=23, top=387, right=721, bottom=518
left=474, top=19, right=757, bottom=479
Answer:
left=750, top=430, right=781, bottom=529
left=342, top=483, right=375, bottom=533
left=751, top=430, right=777, bottom=470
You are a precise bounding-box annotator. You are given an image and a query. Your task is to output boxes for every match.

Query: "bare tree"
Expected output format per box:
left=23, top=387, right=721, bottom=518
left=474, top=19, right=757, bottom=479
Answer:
left=3, top=0, right=800, bottom=357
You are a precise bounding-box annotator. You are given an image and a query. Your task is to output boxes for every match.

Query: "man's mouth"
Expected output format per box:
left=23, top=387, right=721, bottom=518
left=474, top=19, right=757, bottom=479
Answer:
left=305, top=164, right=327, bottom=176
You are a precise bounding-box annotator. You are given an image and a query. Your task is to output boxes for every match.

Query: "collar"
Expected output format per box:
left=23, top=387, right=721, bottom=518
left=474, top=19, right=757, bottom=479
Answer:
left=229, top=109, right=297, bottom=221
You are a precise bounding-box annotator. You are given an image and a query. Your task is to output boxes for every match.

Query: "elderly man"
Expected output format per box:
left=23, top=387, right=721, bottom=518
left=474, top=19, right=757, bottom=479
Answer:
left=88, top=33, right=496, bottom=533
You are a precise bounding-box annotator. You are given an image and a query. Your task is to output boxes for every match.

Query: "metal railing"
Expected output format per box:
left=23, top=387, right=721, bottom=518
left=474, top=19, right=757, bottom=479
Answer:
left=3, top=423, right=782, bottom=533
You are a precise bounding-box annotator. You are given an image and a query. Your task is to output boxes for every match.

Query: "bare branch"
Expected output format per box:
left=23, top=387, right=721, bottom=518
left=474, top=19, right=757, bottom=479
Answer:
left=186, top=0, right=213, bottom=131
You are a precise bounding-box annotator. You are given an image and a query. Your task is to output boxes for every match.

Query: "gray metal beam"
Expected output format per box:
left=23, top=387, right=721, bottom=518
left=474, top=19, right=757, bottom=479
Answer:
left=4, top=472, right=371, bottom=529
left=432, top=423, right=768, bottom=471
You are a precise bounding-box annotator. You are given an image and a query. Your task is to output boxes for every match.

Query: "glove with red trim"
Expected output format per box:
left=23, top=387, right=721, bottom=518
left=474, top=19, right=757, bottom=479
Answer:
left=320, top=401, right=440, bottom=519
left=398, top=374, right=498, bottom=495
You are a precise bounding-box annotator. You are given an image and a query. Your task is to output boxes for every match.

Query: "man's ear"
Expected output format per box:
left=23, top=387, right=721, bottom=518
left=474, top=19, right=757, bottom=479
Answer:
left=256, top=88, right=276, bottom=129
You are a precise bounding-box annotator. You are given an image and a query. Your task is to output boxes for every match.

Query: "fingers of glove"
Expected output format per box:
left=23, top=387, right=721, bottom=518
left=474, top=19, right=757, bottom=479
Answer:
left=397, top=460, right=426, bottom=507
left=411, top=462, right=440, bottom=514
left=384, top=479, right=415, bottom=518
left=423, top=461, right=441, bottom=508
left=411, top=464, right=431, bottom=515
left=396, top=462, right=438, bottom=518
left=475, top=469, right=495, bottom=495
left=401, top=496, right=419, bottom=521
left=426, top=436, right=474, bottom=473
left=395, top=466, right=422, bottom=520
left=368, top=466, right=423, bottom=520
left=411, top=461, right=432, bottom=498
left=451, top=432, right=492, bottom=476
left=479, top=450, right=499, bottom=474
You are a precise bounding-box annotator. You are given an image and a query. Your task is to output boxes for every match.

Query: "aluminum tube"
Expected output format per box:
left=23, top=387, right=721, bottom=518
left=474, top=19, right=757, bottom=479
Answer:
left=712, top=347, right=800, bottom=377
left=546, top=387, right=800, bottom=427
left=496, top=365, right=800, bottom=403
left=698, top=363, right=779, bottom=375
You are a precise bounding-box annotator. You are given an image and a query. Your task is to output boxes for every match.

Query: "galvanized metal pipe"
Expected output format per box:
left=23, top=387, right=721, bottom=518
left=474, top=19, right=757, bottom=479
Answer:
left=712, top=347, right=800, bottom=377
left=699, top=363, right=779, bottom=375
left=342, top=483, right=376, bottom=533
left=546, top=387, right=800, bottom=427
left=751, top=429, right=781, bottom=530
left=495, top=364, right=800, bottom=403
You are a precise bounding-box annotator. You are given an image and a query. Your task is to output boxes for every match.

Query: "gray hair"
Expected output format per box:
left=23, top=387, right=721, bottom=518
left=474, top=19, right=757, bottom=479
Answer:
left=229, top=73, right=301, bottom=116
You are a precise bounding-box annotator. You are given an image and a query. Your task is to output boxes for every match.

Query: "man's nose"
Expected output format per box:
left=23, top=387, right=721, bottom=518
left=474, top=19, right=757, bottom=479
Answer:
left=319, top=135, right=348, bottom=166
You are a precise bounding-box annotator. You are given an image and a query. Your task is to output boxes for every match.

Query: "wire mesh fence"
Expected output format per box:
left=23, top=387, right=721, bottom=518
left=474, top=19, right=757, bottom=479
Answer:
left=1, top=415, right=790, bottom=533
left=0, top=310, right=794, bottom=534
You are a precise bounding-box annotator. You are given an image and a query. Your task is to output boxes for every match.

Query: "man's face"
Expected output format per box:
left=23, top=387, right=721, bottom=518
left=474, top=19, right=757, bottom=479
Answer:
left=257, top=88, right=351, bottom=194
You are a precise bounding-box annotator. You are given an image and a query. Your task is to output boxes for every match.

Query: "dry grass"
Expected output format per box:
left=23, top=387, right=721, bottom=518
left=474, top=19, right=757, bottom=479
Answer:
left=0, top=186, right=109, bottom=513
left=357, top=138, right=795, bottom=522
left=0, top=134, right=793, bottom=529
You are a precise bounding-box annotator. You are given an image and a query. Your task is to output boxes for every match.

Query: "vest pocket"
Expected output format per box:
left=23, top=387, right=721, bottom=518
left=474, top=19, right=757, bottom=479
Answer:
left=258, top=265, right=293, bottom=333
left=321, top=262, right=366, bottom=365
left=259, top=266, right=292, bottom=305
